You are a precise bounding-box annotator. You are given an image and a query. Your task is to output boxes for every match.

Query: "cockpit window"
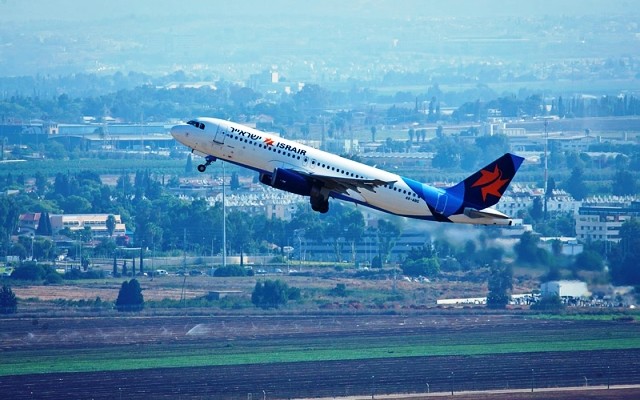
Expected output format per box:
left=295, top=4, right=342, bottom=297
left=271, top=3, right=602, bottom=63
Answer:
left=186, top=120, right=205, bottom=130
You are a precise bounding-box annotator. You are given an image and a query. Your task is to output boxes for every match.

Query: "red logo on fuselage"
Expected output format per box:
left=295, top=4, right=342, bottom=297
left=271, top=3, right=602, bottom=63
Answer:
left=471, top=165, right=508, bottom=201
left=264, top=138, right=274, bottom=146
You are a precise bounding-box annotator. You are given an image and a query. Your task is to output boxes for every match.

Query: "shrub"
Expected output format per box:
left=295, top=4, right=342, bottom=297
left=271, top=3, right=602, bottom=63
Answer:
left=10, top=262, right=47, bottom=281
left=214, top=265, right=248, bottom=277
left=45, top=272, right=64, bottom=284
left=0, top=285, right=18, bottom=314
left=531, top=295, right=565, bottom=311
left=329, top=283, right=348, bottom=297
left=251, top=279, right=299, bottom=309
left=63, top=269, right=105, bottom=280
left=115, top=279, right=144, bottom=312
left=401, top=258, right=440, bottom=277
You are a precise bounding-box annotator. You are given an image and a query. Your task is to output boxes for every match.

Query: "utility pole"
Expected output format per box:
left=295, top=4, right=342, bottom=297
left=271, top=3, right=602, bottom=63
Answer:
left=222, top=161, right=227, bottom=269
left=544, top=119, right=549, bottom=220
left=183, top=228, right=187, bottom=271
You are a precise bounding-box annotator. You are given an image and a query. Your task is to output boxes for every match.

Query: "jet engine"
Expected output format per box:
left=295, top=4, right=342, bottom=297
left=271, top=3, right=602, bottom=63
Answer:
left=259, top=168, right=313, bottom=196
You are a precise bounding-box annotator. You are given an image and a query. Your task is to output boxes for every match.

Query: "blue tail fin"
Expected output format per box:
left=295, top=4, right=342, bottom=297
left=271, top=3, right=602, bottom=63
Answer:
left=446, top=153, right=524, bottom=211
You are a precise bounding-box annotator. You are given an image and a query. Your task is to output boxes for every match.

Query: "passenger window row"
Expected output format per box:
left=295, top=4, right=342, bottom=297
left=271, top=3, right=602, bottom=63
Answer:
left=311, top=160, right=364, bottom=179
left=383, top=184, right=418, bottom=198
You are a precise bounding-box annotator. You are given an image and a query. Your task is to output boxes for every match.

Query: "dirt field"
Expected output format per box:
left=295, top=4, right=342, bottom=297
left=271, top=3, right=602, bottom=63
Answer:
left=1, top=313, right=639, bottom=399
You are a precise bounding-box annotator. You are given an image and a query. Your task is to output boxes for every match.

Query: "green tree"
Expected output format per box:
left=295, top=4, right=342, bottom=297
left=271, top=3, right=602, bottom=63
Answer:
left=10, top=262, right=49, bottom=281
left=226, top=210, right=254, bottom=265
left=44, top=141, right=67, bottom=159
left=531, top=294, right=564, bottom=311
left=34, top=171, right=48, bottom=195
left=115, top=279, right=144, bottom=312
left=573, top=250, right=604, bottom=272
left=377, top=219, right=401, bottom=264
left=612, top=170, right=637, bottom=196
left=564, top=167, right=589, bottom=200
left=529, top=197, right=543, bottom=222
left=32, top=238, right=54, bottom=261
left=402, top=257, right=440, bottom=277
left=60, top=195, right=92, bottom=214
left=106, top=214, right=116, bottom=238
left=542, top=264, right=562, bottom=282
left=0, top=285, right=18, bottom=314
left=230, top=172, right=240, bottom=191
left=609, top=219, right=640, bottom=285
left=251, top=279, right=297, bottom=309
left=214, top=265, right=248, bottom=277
left=293, top=84, right=329, bottom=113
left=514, top=231, right=549, bottom=265
left=0, top=285, right=17, bottom=314
left=342, top=208, right=365, bottom=263
left=486, top=263, right=512, bottom=309
left=112, top=252, right=119, bottom=277
left=431, top=140, right=459, bottom=169
left=329, top=283, right=348, bottom=297
left=408, top=128, right=415, bottom=143
left=35, top=212, right=52, bottom=236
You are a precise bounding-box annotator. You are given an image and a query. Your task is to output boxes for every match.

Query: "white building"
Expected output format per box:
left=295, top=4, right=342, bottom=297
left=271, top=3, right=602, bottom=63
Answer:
left=541, top=280, right=589, bottom=298
left=575, top=199, right=640, bottom=243
left=495, top=186, right=581, bottom=217
left=50, top=214, right=126, bottom=237
left=539, top=237, right=584, bottom=256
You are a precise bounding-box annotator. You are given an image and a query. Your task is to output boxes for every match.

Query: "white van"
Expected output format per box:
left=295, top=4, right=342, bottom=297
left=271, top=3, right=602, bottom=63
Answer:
left=155, top=269, right=168, bottom=276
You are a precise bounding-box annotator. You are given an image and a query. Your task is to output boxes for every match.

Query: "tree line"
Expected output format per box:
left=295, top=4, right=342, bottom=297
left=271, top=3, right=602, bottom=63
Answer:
left=4, top=70, right=640, bottom=128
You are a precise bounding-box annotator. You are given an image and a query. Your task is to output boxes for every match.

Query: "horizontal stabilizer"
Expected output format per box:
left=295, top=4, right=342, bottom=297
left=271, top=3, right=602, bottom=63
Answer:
left=463, top=207, right=510, bottom=220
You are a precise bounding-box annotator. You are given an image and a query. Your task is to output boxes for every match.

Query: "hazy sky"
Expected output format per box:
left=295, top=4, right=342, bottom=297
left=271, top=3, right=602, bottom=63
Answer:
left=0, top=0, right=636, bottom=22
left=0, top=0, right=637, bottom=80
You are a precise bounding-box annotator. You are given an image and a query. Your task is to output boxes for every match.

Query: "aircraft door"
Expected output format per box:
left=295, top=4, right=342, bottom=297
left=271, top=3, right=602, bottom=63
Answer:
left=435, top=192, right=448, bottom=214
left=213, top=125, right=226, bottom=144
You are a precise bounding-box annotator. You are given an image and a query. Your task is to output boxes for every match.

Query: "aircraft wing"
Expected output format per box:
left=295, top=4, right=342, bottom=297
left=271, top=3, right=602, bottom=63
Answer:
left=294, top=169, right=395, bottom=195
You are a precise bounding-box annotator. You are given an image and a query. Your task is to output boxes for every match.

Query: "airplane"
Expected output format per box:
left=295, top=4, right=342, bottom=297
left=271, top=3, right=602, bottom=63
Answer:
left=170, top=117, right=524, bottom=225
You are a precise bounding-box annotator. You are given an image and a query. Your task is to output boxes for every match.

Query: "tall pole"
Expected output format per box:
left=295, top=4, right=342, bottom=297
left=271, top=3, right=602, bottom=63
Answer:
left=183, top=228, right=186, bottom=271
left=222, top=161, right=227, bottom=269
left=544, top=119, right=549, bottom=220
left=531, top=368, right=535, bottom=392
left=151, top=237, right=155, bottom=273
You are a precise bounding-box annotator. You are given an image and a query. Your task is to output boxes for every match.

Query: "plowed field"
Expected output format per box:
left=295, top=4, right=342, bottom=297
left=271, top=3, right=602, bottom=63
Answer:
left=1, top=314, right=639, bottom=399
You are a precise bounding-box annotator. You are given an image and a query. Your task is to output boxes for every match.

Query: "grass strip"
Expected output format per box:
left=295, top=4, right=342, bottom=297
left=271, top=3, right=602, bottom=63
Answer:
left=2, top=337, right=640, bottom=376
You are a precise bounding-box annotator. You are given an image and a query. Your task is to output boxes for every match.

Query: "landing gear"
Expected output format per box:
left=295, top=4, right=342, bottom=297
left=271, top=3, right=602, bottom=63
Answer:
left=310, top=194, right=329, bottom=214
left=197, top=155, right=216, bottom=173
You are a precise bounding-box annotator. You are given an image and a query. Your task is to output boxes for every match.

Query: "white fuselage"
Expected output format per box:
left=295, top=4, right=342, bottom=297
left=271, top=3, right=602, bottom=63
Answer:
left=171, top=117, right=512, bottom=225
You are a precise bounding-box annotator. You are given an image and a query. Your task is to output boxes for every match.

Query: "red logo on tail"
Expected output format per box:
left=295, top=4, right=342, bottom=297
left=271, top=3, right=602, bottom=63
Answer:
left=471, top=165, right=509, bottom=201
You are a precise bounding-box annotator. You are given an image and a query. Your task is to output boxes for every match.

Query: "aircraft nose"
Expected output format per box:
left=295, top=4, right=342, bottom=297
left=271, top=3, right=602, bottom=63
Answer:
left=170, top=124, right=185, bottom=139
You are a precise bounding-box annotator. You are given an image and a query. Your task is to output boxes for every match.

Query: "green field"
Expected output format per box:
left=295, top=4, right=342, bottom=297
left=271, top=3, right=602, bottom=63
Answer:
left=3, top=319, right=639, bottom=376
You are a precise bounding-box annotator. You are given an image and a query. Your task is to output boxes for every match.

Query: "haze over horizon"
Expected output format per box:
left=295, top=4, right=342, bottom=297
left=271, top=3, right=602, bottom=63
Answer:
left=0, top=0, right=638, bottom=94
left=0, top=0, right=636, bottom=21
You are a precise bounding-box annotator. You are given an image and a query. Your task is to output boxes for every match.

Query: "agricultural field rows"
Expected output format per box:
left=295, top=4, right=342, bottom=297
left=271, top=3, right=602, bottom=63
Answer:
left=1, top=313, right=639, bottom=398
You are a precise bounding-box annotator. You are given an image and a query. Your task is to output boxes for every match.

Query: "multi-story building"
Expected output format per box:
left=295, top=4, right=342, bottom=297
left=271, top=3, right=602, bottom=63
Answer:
left=17, top=212, right=41, bottom=235
left=575, top=199, right=640, bottom=243
left=495, top=186, right=581, bottom=217
left=50, top=214, right=126, bottom=238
